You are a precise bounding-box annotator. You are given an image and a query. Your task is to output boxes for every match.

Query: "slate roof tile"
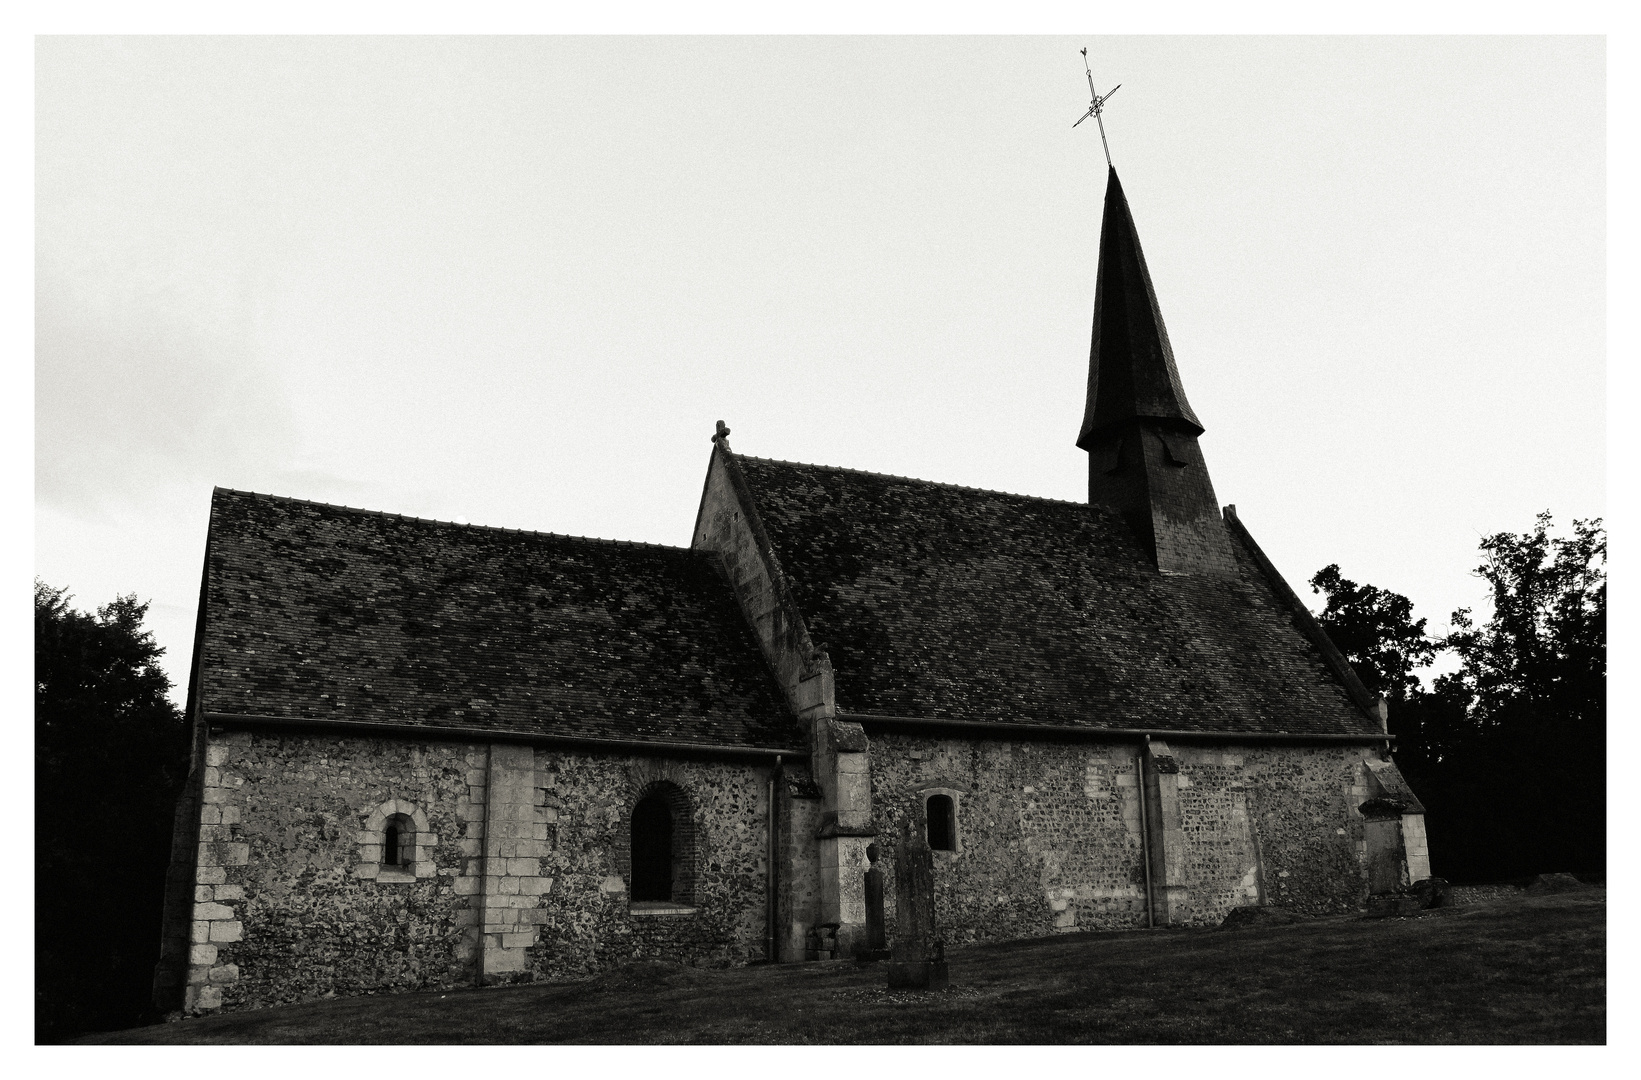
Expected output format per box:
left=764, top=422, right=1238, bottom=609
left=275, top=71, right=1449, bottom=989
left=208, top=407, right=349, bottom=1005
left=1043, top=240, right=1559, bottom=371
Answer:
left=199, top=488, right=801, bottom=750
left=734, top=456, right=1377, bottom=737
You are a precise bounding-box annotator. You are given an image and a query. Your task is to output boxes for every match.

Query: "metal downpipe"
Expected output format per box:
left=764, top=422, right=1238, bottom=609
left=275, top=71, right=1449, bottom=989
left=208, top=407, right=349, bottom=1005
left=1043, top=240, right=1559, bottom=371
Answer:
left=1137, top=736, right=1156, bottom=929
left=766, top=755, right=782, bottom=963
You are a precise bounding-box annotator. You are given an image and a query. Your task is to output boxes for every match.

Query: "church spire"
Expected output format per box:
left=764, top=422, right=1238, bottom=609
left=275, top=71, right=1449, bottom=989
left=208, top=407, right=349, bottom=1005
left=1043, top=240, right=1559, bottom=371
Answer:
left=1077, top=167, right=1202, bottom=448
left=1077, top=167, right=1236, bottom=577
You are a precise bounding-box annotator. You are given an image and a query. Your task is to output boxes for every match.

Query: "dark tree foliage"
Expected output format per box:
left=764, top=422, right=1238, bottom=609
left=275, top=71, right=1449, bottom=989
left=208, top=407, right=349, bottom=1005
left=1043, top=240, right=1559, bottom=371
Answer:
left=1308, top=564, right=1437, bottom=703
left=1445, top=514, right=1606, bottom=745
left=36, top=581, right=190, bottom=1042
left=1309, top=567, right=1471, bottom=787
left=1312, top=513, right=1605, bottom=884
left=1429, top=514, right=1606, bottom=881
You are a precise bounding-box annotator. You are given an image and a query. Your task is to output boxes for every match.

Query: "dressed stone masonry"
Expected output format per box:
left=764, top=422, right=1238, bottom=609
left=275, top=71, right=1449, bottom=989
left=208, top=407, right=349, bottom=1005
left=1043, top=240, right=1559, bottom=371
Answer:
left=154, top=165, right=1431, bottom=1016
left=358, top=798, right=435, bottom=883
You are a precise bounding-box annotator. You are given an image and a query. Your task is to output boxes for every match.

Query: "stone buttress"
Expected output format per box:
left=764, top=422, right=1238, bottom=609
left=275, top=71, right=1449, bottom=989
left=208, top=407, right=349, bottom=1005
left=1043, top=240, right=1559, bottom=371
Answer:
left=691, top=425, right=874, bottom=959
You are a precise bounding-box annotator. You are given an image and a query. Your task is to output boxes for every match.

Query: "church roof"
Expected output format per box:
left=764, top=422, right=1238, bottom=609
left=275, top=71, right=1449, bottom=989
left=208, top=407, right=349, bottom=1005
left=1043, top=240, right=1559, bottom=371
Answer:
left=734, top=456, right=1379, bottom=737
left=1076, top=167, right=1204, bottom=447
left=196, top=488, right=803, bottom=751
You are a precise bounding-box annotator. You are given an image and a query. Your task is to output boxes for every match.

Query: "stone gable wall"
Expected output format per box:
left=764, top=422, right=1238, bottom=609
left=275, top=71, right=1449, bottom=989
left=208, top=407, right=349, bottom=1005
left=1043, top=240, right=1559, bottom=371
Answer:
left=187, top=729, right=775, bottom=1013
left=867, top=734, right=1379, bottom=944
left=692, top=448, right=832, bottom=731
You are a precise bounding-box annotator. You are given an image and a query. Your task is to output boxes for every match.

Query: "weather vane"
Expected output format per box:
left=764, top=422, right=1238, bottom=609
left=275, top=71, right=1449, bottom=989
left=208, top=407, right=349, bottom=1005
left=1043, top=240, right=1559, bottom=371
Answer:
left=1073, top=47, right=1121, bottom=168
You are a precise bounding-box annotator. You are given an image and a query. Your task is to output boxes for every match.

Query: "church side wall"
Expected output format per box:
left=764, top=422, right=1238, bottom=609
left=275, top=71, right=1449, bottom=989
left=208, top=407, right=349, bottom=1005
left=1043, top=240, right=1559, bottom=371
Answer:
left=867, top=734, right=1377, bottom=944
left=186, top=729, right=774, bottom=1013
left=189, top=730, right=475, bottom=1012
left=869, top=736, right=1145, bottom=943
left=528, top=751, right=770, bottom=977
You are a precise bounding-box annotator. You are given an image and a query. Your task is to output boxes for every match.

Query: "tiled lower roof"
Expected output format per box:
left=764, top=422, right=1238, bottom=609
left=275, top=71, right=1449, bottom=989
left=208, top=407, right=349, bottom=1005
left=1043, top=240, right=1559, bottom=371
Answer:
left=733, top=456, right=1379, bottom=737
left=198, top=488, right=801, bottom=751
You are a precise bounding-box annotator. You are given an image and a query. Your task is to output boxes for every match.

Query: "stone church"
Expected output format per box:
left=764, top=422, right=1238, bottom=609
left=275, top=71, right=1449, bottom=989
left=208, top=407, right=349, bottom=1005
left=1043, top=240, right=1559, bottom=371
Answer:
left=154, top=167, right=1429, bottom=1015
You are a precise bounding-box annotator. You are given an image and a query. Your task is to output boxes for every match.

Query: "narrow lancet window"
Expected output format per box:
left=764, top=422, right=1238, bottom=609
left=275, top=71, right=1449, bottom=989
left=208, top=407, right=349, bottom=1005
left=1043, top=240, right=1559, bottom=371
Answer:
left=631, top=795, right=674, bottom=901
left=926, top=794, right=956, bottom=851
left=383, top=814, right=413, bottom=868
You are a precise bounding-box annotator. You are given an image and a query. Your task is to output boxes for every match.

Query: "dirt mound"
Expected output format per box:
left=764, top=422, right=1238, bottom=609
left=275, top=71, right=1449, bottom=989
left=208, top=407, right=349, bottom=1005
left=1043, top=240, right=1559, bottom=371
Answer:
left=1525, top=873, right=1594, bottom=895
left=1216, top=906, right=1301, bottom=931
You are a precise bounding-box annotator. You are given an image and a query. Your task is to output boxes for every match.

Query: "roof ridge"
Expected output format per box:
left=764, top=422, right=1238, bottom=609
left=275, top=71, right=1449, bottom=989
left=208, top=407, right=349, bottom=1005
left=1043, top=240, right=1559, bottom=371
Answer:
left=734, top=456, right=1088, bottom=507
left=212, top=487, right=694, bottom=553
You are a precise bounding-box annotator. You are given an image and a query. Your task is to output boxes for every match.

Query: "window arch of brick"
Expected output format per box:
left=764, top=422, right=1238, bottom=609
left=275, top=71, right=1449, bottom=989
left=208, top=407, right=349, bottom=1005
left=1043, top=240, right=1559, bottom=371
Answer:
left=358, top=799, right=435, bottom=883
left=613, top=780, right=696, bottom=907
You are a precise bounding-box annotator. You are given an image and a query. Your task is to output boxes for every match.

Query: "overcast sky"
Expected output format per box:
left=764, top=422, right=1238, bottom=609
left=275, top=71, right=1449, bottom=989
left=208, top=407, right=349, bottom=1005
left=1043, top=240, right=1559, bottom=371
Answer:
left=35, top=35, right=1605, bottom=706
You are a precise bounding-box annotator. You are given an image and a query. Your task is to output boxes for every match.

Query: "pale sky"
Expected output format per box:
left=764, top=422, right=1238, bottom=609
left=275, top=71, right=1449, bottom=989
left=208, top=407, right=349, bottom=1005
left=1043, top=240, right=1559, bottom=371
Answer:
left=35, top=35, right=1605, bottom=706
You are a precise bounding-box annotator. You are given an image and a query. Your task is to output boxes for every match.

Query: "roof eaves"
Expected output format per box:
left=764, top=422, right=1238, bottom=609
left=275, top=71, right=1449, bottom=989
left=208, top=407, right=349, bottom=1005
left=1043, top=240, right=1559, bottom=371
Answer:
left=840, top=711, right=1393, bottom=744
left=204, top=711, right=808, bottom=759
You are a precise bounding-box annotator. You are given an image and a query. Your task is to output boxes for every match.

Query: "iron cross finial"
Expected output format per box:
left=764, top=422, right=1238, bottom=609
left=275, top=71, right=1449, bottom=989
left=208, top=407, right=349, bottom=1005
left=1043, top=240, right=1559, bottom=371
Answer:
left=1073, top=47, right=1121, bottom=169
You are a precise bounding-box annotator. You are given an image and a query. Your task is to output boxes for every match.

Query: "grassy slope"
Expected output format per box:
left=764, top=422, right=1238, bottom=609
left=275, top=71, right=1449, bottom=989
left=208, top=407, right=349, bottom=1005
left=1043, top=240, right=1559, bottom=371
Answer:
left=87, top=891, right=1604, bottom=1045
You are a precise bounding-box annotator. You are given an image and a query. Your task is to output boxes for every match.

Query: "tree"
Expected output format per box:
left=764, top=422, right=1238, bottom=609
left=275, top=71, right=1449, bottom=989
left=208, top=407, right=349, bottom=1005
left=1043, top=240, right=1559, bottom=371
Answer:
left=1309, top=564, right=1436, bottom=703
left=1444, top=513, right=1606, bottom=748
left=35, top=581, right=190, bottom=1042
left=1309, top=566, right=1472, bottom=790
left=1310, top=513, right=1606, bottom=884
left=1433, top=514, right=1606, bottom=879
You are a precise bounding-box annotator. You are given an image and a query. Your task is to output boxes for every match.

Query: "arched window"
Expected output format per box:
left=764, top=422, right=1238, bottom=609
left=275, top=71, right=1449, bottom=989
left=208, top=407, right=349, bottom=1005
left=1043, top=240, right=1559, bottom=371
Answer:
left=358, top=800, right=434, bottom=883
left=631, top=794, right=674, bottom=901
left=383, top=813, right=414, bottom=868
left=926, top=793, right=956, bottom=852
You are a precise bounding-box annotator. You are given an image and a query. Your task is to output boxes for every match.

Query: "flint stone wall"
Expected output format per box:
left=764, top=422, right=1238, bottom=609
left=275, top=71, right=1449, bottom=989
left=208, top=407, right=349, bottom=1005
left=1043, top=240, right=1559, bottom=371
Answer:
left=529, top=751, right=769, bottom=978
left=190, top=729, right=772, bottom=1012
left=868, top=734, right=1381, bottom=944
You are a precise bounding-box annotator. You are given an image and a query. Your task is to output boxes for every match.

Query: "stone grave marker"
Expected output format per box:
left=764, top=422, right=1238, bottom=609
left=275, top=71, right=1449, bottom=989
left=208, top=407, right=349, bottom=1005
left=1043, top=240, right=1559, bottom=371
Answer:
left=856, top=842, right=890, bottom=963
left=887, top=818, right=948, bottom=990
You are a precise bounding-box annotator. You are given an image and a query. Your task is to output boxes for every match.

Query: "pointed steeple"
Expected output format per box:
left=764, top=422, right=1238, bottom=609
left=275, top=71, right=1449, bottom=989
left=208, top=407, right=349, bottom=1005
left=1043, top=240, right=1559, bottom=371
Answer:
left=1077, top=168, right=1237, bottom=577
left=1077, top=167, right=1202, bottom=449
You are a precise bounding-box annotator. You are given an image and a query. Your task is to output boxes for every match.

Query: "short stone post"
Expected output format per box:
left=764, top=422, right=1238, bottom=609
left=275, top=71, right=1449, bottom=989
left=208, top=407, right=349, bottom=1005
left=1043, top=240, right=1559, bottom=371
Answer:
left=887, top=820, right=948, bottom=990
left=856, top=842, right=890, bottom=964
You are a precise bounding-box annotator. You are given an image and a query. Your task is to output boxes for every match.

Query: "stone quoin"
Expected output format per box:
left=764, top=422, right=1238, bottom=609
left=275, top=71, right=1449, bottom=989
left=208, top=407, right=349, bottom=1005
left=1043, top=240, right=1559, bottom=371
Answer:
left=152, top=167, right=1426, bottom=1016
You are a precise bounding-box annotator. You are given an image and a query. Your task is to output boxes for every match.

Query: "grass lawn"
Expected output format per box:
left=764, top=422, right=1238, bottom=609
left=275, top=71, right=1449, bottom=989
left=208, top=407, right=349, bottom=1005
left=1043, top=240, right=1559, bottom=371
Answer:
left=86, top=890, right=1604, bottom=1045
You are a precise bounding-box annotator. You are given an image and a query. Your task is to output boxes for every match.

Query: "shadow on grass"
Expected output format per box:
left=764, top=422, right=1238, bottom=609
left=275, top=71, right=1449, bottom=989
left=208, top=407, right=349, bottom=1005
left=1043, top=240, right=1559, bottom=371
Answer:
left=86, top=890, right=1604, bottom=1045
